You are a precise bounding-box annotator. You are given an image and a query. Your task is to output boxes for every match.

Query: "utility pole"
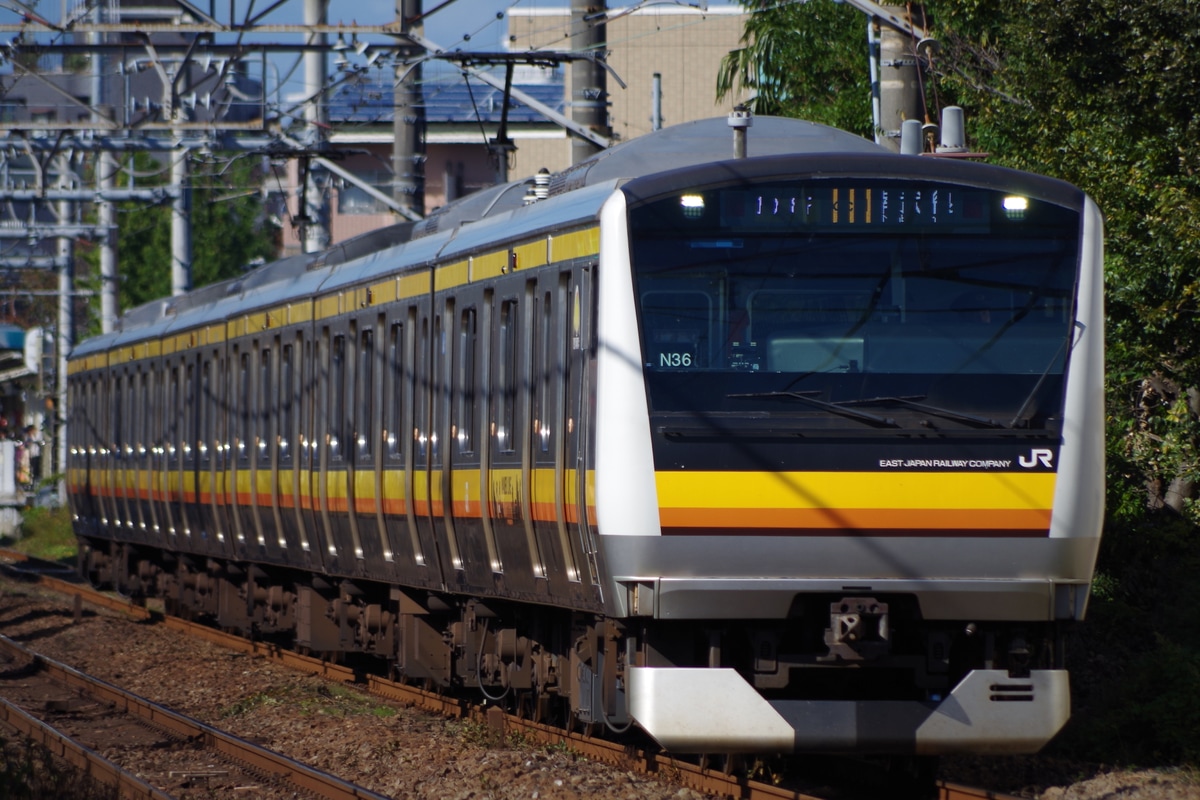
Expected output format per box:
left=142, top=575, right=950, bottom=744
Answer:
left=170, top=138, right=193, bottom=295
left=302, top=0, right=331, bottom=253
left=568, top=0, right=609, bottom=165
left=874, top=3, right=924, bottom=153
left=394, top=0, right=425, bottom=215
left=54, top=152, right=73, bottom=484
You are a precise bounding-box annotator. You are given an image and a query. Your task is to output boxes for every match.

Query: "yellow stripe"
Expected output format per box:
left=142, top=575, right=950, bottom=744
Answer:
left=381, top=469, right=407, bottom=502
left=435, top=260, right=469, bottom=292
left=512, top=240, right=547, bottom=271
left=289, top=302, right=314, bottom=324
left=354, top=470, right=376, bottom=504
left=656, top=471, right=1056, bottom=511
left=398, top=270, right=429, bottom=299
left=370, top=278, right=399, bottom=305
left=316, top=295, right=340, bottom=320
left=550, top=228, right=599, bottom=262
left=472, top=250, right=508, bottom=280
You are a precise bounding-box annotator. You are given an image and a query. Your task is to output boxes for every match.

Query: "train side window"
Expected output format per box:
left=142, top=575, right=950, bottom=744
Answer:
left=137, top=370, right=149, bottom=461
left=358, top=328, right=373, bottom=459
left=169, top=366, right=181, bottom=465
left=214, top=353, right=227, bottom=472
left=329, top=333, right=345, bottom=462
left=301, top=338, right=315, bottom=470
left=184, top=363, right=196, bottom=467
left=280, top=344, right=294, bottom=464
left=414, top=316, right=430, bottom=459
left=496, top=300, right=517, bottom=454
left=386, top=323, right=404, bottom=459
left=238, top=351, right=251, bottom=464
left=537, top=290, right=553, bottom=454
left=259, top=348, right=272, bottom=465
left=199, top=361, right=211, bottom=466
left=456, top=307, right=476, bottom=455
left=433, top=310, right=447, bottom=462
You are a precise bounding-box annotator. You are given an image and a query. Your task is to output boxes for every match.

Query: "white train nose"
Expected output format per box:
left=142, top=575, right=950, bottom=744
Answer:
left=627, top=666, right=1071, bottom=755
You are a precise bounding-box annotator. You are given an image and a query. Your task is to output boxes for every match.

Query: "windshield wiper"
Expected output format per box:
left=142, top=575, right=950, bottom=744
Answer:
left=841, top=395, right=1003, bottom=429
left=727, top=391, right=899, bottom=428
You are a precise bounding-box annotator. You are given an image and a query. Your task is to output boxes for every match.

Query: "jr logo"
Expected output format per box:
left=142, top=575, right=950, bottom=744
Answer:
left=1018, top=448, right=1055, bottom=468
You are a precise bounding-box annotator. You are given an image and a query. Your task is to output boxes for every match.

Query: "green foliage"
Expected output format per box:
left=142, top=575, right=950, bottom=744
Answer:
left=718, top=0, right=874, bottom=136
left=220, top=682, right=394, bottom=719
left=931, top=0, right=1200, bottom=519
left=0, top=736, right=115, bottom=800
left=1060, top=505, right=1200, bottom=764
left=6, top=506, right=76, bottom=563
left=81, top=152, right=277, bottom=320
left=722, top=0, right=1200, bottom=767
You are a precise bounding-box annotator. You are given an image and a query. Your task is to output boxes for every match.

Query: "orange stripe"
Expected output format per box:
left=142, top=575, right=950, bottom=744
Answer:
left=659, top=506, right=1051, bottom=531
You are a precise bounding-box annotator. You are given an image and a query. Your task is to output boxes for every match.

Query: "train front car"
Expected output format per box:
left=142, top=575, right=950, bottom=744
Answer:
left=594, top=154, right=1105, bottom=754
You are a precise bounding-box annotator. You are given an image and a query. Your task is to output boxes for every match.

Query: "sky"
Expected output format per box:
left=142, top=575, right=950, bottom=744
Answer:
left=0, top=0, right=659, bottom=98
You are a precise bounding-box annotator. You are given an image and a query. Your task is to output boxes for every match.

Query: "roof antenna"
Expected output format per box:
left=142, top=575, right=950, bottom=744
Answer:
left=728, top=104, right=752, bottom=159
left=936, top=106, right=969, bottom=154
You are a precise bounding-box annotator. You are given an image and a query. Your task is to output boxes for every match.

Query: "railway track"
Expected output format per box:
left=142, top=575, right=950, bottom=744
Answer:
left=0, top=548, right=1023, bottom=800
left=0, top=632, right=394, bottom=800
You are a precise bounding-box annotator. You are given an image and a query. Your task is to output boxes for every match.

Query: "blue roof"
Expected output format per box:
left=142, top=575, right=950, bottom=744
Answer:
left=328, top=76, right=564, bottom=125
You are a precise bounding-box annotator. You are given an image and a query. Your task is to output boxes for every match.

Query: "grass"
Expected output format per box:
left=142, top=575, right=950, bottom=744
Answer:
left=0, top=736, right=116, bottom=800
left=2, top=505, right=77, bottom=564
left=220, top=682, right=397, bottom=720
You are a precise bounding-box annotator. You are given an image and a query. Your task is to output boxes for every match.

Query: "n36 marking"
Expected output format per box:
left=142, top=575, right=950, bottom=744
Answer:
left=659, top=352, right=693, bottom=368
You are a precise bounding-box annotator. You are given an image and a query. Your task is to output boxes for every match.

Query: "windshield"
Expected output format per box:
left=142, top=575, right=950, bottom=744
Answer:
left=628, top=179, right=1081, bottom=431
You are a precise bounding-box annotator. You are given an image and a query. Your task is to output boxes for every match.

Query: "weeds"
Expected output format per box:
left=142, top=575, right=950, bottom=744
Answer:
left=0, top=735, right=116, bottom=800
left=4, top=506, right=76, bottom=563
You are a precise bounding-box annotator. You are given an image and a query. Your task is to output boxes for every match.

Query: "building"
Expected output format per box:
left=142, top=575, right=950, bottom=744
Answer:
left=278, top=3, right=751, bottom=254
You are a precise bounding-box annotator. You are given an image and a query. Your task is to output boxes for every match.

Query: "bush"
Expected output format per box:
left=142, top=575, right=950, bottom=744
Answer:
left=1053, top=503, right=1200, bottom=766
left=10, top=506, right=76, bottom=563
left=0, top=736, right=115, bottom=800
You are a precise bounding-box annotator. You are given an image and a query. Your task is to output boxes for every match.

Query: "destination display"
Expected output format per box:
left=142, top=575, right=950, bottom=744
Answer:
left=716, top=183, right=998, bottom=232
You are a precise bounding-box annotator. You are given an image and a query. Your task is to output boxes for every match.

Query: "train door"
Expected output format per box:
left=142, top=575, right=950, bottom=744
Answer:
left=152, top=359, right=180, bottom=546
left=136, top=365, right=158, bottom=544
left=486, top=287, right=543, bottom=593
left=114, top=365, right=138, bottom=540
left=209, top=347, right=236, bottom=556
left=446, top=292, right=498, bottom=591
left=196, top=350, right=227, bottom=556
left=428, top=300, right=464, bottom=588
left=298, top=333, right=327, bottom=567
left=528, top=274, right=583, bottom=599
left=277, top=330, right=319, bottom=569
left=314, top=324, right=362, bottom=574
left=97, top=370, right=118, bottom=539
left=228, top=342, right=254, bottom=558
left=381, top=304, right=439, bottom=589
left=413, top=302, right=455, bottom=589
left=348, top=310, right=395, bottom=580
left=178, top=355, right=200, bottom=549
left=253, top=337, right=288, bottom=563
left=170, top=358, right=192, bottom=546
left=566, top=268, right=602, bottom=594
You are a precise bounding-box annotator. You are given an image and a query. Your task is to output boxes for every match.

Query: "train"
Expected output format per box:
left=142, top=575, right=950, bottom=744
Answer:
left=66, top=116, right=1105, bottom=757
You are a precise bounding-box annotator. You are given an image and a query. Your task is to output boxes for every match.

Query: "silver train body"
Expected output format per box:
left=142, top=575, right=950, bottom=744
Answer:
left=67, top=117, right=1105, bottom=756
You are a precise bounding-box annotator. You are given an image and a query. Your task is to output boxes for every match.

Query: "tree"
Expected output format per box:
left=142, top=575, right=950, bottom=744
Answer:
left=716, top=0, right=1200, bottom=763
left=717, top=0, right=873, bottom=137
left=98, top=152, right=277, bottom=313
left=931, top=1, right=1200, bottom=516
left=719, top=0, right=1200, bottom=519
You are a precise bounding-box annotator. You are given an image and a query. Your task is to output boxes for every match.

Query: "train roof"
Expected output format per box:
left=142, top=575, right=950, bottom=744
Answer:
left=74, top=117, right=886, bottom=358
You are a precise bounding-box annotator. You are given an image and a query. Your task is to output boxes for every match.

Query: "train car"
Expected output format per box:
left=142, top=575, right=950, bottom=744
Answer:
left=66, top=116, right=1104, bottom=757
